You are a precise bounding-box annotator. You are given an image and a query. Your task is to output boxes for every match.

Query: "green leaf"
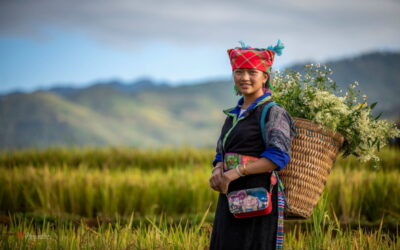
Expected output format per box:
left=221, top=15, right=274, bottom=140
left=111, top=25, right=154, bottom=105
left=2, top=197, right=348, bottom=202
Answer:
left=342, top=151, right=351, bottom=157
left=371, top=138, right=378, bottom=146
left=374, top=112, right=383, bottom=121
left=358, top=145, right=367, bottom=152
left=369, top=102, right=377, bottom=110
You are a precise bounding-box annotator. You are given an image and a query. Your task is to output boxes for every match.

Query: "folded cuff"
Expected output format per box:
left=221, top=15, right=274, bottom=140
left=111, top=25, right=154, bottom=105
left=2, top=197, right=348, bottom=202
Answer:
left=212, top=152, right=223, bottom=167
left=259, top=147, right=290, bottom=171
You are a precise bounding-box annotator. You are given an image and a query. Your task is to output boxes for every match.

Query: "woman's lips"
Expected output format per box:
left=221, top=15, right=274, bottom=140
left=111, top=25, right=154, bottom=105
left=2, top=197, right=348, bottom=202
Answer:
left=240, top=84, right=252, bottom=89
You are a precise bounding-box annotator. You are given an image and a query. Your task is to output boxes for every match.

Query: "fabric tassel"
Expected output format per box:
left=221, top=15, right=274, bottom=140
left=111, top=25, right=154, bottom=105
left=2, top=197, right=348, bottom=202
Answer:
left=233, top=85, right=241, bottom=96
left=238, top=40, right=251, bottom=49
left=267, top=39, right=284, bottom=56
left=267, top=78, right=275, bottom=93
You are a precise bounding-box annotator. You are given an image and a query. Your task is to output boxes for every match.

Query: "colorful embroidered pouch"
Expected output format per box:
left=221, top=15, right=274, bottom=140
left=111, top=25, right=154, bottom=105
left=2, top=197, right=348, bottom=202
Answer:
left=227, top=187, right=273, bottom=218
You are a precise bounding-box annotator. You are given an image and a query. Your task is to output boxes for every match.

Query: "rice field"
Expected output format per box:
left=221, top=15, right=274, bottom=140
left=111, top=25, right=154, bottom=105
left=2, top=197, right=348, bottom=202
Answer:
left=0, top=146, right=399, bottom=249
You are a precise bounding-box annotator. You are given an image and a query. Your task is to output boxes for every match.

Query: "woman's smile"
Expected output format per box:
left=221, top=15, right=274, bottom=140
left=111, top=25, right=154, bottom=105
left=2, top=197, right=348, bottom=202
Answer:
left=233, top=68, right=268, bottom=97
left=240, top=83, right=252, bottom=88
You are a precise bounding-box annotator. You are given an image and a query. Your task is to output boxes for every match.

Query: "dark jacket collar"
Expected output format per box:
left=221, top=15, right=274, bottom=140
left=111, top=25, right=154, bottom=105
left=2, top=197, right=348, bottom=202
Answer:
left=223, top=92, right=272, bottom=117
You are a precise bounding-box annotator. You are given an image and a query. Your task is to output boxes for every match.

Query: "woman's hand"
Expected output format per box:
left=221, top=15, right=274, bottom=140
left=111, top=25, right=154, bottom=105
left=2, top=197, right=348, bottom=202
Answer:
left=209, top=163, right=224, bottom=193
left=209, top=162, right=232, bottom=194
left=209, top=162, right=239, bottom=194
left=219, top=173, right=232, bottom=194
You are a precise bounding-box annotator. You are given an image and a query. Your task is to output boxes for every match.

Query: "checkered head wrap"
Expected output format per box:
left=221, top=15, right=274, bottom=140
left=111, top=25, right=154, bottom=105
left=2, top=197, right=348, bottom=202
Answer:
left=227, top=40, right=284, bottom=92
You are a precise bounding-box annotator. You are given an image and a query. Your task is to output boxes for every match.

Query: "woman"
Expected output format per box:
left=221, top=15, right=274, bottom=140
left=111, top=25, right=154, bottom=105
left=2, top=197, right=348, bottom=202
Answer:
left=209, top=40, right=296, bottom=250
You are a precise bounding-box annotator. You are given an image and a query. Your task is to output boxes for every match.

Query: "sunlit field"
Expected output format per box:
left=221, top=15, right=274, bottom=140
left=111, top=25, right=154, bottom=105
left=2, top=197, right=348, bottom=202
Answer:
left=0, top=146, right=399, bottom=249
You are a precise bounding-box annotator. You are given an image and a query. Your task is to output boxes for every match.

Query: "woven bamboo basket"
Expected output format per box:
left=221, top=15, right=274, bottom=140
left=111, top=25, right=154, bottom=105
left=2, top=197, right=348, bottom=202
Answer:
left=280, top=117, right=345, bottom=219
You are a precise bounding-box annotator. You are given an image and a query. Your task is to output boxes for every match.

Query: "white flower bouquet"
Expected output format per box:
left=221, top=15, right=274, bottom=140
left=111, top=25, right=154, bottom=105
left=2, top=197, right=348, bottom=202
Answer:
left=272, top=64, right=400, bottom=165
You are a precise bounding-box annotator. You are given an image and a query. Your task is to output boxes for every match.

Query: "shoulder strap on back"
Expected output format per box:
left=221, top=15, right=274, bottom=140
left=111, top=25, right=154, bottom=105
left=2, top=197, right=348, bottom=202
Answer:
left=260, top=101, right=278, bottom=144
left=260, top=101, right=288, bottom=205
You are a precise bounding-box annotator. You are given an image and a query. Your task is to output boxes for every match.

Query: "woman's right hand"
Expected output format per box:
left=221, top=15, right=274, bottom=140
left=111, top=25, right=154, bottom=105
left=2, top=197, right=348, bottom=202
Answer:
left=209, top=162, right=225, bottom=192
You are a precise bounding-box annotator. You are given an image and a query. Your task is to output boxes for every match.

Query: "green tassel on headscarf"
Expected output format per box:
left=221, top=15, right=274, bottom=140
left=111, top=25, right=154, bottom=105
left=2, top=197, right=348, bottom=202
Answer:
left=267, top=39, right=284, bottom=56
left=266, top=77, right=275, bottom=92
left=233, top=85, right=240, bottom=96
left=265, top=67, right=275, bottom=92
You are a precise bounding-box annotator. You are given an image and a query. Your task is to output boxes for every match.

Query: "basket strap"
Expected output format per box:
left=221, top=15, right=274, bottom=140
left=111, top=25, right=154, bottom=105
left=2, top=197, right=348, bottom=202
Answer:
left=260, top=101, right=278, bottom=143
left=260, top=102, right=290, bottom=209
left=260, top=101, right=288, bottom=248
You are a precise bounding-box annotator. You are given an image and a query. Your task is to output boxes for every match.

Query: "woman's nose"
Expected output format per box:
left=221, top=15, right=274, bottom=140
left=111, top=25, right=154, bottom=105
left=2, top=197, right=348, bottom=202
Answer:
left=240, top=72, right=250, bottom=80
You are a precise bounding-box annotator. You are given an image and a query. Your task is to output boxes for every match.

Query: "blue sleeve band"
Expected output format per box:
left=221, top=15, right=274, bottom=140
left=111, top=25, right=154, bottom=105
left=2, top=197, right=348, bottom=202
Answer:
left=259, top=147, right=290, bottom=171
left=212, top=152, right=223, bottom=167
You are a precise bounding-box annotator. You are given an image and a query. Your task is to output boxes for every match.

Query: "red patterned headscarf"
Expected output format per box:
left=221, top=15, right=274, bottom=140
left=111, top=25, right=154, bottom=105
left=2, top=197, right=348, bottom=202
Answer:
left=227, top=40, right=284, bottom=93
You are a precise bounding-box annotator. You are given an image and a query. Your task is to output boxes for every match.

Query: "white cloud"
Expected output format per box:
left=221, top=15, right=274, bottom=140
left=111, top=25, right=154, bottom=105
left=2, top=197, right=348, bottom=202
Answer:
left=0, top=0, right=399, bottom=63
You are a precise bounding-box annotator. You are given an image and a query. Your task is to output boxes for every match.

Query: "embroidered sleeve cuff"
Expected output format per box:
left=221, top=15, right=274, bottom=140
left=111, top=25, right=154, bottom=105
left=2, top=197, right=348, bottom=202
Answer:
left=212, top=152, right=223, bottom=167
left=260, top=147, right=290, bottom=171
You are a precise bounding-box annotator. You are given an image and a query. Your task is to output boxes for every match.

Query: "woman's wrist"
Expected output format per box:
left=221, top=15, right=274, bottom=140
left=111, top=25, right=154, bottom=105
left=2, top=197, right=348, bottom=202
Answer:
left=224, top=168, right=241, bottom=181
left=241, top=163, right=248, bottom=175
left=211, top=165, right=223, bottom=174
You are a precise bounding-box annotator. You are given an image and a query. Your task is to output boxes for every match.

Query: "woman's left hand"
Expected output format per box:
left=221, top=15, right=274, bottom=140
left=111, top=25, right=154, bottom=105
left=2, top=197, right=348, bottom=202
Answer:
left=219, top=168, right=242, bottom=194
left=219, top=173, right=232, bottom=194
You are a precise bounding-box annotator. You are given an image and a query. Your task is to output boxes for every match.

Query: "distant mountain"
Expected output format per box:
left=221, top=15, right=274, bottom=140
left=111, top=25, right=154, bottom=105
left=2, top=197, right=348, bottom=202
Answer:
left=47, top=78, right=171, bottom=98
left=0, top=79, right=236, bottom=150
left=0, top=51, right=399, bottom=150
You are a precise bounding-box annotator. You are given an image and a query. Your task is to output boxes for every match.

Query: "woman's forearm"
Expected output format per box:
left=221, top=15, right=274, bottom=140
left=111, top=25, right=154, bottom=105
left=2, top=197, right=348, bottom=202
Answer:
left=224, top=157, right=278, bottom=182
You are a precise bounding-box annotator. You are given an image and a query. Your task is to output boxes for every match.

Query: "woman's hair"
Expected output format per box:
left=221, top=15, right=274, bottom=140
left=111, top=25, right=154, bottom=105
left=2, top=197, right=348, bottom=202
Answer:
left=263, top=72, right=269, bottom=93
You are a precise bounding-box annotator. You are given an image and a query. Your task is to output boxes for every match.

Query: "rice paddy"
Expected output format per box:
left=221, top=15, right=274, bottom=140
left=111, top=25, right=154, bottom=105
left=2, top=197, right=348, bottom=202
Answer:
left=0, top=146, right=399, bottom=249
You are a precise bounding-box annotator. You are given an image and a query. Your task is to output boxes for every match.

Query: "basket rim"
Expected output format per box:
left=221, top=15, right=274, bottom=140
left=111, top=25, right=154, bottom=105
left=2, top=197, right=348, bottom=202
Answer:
left=292, top=117, right=345, bottom=148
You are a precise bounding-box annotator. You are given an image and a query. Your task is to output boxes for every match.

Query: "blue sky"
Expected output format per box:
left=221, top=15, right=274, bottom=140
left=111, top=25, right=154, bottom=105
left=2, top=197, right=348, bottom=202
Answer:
left=1, top=0, right=399, bottom=94
left=0, top=28, right=229, bottom=92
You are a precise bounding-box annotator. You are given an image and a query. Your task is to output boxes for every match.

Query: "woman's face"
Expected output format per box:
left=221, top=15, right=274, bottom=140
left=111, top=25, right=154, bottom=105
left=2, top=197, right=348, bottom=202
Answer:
left=233, top=68, right=268, bottom=97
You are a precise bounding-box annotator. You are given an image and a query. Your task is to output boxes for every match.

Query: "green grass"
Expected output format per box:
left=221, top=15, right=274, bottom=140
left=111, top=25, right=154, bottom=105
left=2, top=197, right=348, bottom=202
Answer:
left=285, top=192, right=399, bottom=250
left=1, top=162, right=399, bottom=226
left=0, top=145, right=214, bottom=170
left=1, top=212, right=212, bottom=249
left=1, top=145, right=398, bottom=170
left=0, top=166, right=216, bottom=218
left=0, top=203, right=398, bottom=250
left=0, top=146, right=399, bottom=249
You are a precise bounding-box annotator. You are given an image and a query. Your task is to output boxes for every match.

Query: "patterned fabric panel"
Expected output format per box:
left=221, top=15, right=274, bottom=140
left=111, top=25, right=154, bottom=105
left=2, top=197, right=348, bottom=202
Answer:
left=227, top=187, right=269, bottom=214
left=224, top=152, right=259, bottom=171
left=276, top=190, right=285, bottom=249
